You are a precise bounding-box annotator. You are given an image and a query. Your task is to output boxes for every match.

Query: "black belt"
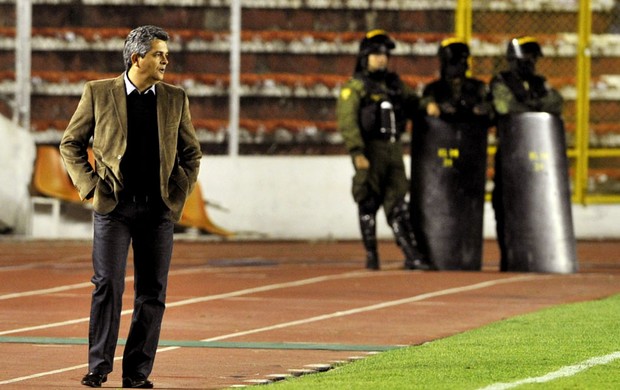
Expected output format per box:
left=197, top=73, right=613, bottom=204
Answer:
left=365, top=132, right=399, bottom=142
left=119, top=192, right=157, bottom=203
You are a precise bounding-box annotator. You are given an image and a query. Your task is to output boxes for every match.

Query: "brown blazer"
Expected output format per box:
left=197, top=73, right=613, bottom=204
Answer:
left=60, top=74, right=202, bottom=221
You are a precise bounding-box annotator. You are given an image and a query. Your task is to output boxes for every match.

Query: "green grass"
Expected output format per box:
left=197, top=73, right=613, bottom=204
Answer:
left=271, top=294, right=620, bottom=389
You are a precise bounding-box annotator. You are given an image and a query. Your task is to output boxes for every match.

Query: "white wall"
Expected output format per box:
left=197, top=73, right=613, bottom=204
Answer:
left=0, top=116, right=35, bottom=234
left=29, top=155, right=620, bottom=239
left=200, top=155, right=365, bottom=240
left=200, top=155, right=620, bottom=240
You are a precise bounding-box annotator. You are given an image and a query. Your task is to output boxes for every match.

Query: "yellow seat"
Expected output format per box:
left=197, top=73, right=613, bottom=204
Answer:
left=32, top=145, right=85, bottom=203
left=30, top=145, right=93, bottom=237
left=179, top=184, right=233, bottom=237
left=31, top=146, right=231, bottom=237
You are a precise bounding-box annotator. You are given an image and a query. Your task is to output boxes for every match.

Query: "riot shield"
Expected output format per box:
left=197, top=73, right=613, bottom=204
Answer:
left=410, top=116, right=488, bottom=270
left=496, top=112, right=577, bottom=273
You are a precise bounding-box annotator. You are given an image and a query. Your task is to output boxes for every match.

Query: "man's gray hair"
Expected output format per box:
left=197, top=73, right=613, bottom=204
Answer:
left=123, top=25, right=169, bottom=71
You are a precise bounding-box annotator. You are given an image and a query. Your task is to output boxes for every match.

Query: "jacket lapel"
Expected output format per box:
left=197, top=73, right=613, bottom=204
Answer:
left=110, top=75, right=128, bottom=139
left=156, top=83, right=171, bottom=166
left=156, top=83, right=168, bottom=141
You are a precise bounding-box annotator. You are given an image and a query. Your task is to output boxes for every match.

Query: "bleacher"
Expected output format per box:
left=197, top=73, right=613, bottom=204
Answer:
left=0, top=0, right=618, bottom=195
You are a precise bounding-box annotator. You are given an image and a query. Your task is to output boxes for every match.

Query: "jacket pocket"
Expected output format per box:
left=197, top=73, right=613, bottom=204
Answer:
left=96, top=167, right=113, bottom=195
left=175, top=165, right=189, bottom=187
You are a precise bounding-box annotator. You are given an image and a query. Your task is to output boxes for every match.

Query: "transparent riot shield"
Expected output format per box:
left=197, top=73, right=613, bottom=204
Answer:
left=496, top=112, right=577, bottom=273
left=410, top=116, right=488, bottom=270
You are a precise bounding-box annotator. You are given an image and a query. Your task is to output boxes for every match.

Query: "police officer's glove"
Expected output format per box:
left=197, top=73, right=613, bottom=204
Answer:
left=426, top=102, right=441, bottom=117
left=504, top=75, right=529, bottom=102
left=512, top=82, right=530, bottom=102
left=354, top=154, right=370, bottom=170
left=473, top=103, right=489, bottom=116
left=528, top=76, right=548, bottom=99
left=523, top=96, right=544, bottom=111
left=439, top=101, right=457, bottom=114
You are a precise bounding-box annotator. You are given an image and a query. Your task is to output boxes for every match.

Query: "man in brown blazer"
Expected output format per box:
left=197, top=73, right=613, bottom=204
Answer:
left=60, top=25, right=201, bottom=388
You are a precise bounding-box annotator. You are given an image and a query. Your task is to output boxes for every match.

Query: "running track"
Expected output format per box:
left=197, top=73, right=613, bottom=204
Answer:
left=0, top=239, right=619, bottom=389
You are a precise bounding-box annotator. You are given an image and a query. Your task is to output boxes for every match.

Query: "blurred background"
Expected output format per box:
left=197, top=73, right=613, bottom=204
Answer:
left=0, top=0, right=618, bottom=240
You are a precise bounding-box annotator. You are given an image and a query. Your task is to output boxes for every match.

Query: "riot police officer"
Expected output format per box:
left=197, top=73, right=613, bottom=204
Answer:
left=410, top=38, right=492, bottom=270
left=337, top=29, right=431, bottom=271
left=421, top=38, right=491, bottom=123
left=490, top=36, right=565, bottom=270
left=491, top=36, right=563, bottom=116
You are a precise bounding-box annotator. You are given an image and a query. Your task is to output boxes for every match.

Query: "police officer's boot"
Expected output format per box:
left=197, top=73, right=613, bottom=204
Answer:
left=359, top=212, right=379, bottom=270
left=388, top=201, right=434, bottom=271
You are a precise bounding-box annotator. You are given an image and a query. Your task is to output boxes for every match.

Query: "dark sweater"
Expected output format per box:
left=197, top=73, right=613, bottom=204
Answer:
left=120, top=90, right=160, bottom=197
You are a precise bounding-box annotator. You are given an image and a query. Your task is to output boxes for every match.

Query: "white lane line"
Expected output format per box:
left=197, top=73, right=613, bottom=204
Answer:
left=196, top=274, right=543, bottom=342
left=0, top=363, right=89, bottom=385
left=0, top=270, right=373, bottom=384
left=479, top=351, right=620, bottom=390
left=0, top=270, right=369, bottom=336
left=0, top=282, right=93, bottom=301
left=0, top=274, right=544, bottom=385
left=165, top=270, right=371, bottom=308
left=0, top=265, right=221, bottom=301
left=151, top=276, right=546, bottom=357
left=0, top=317, right=93, bottom=336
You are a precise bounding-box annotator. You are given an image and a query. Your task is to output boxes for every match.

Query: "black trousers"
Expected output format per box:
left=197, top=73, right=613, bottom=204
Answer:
left=88, top=197, right=174, bottom=378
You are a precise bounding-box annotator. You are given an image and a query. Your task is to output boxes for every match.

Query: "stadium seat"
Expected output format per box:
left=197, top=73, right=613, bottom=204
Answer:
left=179, top=184, right=233, bottom=237
left=32, top=145, right=85, bottom=203
left=30, top=145, right=92, bottom=236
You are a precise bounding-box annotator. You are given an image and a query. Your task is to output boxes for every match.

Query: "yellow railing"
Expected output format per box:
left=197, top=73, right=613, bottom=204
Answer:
left=456, top=0, right=620, bottom=204
left=574, top=0, right=592, bottom=203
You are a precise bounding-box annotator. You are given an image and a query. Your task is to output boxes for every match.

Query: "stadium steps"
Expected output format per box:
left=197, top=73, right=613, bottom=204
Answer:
left=0, top=3, right=616, bottom=153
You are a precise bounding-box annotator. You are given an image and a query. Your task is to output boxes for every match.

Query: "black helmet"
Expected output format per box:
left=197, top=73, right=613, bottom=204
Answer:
left=506, top=36, right=543, bottom=60
left=438, top=37, right=470, bottom=79
left=359, top=29, right=396, bottom=56
left=438, top=37, right=470, bottom=65
left=354, top=29, right=396, bottom=73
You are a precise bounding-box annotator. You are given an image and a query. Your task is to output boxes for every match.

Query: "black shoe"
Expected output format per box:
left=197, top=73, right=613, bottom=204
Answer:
left=81, top=372, right=107, bottom=388
left=365, top=251, right=380, bottom=270
left=366, top=261, right=379, bottom=270
left=404, top=258, right=433, bottom=271
left=122, top=376, right=154, bottom=388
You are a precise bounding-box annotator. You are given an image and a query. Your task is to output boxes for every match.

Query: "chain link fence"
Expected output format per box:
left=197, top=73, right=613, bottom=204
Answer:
left=467, top=0, right=620, bottom=200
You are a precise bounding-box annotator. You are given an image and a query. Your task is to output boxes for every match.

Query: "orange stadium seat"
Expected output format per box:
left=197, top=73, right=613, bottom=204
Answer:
left=179, top=184, right=233, bottom=237
left=31, top=145, right=231, bottom=237
left=30, top=145, right=92, bottom=236
left=32, top=145, right=85, bottom=203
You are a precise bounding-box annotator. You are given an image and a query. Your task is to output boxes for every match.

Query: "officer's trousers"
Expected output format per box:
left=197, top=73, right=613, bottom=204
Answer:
left=352, top=139, right=408, bottom=214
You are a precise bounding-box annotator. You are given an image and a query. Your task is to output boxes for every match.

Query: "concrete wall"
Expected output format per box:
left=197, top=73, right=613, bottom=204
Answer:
left=29, top=155, right=620, bottom=240
left=0, top=117, right=35, bottom=234
left=201, top=156, right=620, bottom=241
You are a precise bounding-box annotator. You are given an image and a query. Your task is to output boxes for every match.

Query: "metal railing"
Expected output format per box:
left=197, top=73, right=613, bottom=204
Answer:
left=456, top=0, right=620, bottom=204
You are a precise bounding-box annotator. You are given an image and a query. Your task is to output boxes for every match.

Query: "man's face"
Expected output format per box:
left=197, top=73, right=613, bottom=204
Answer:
left=134, top=39, right=169, bottom=84
left=367, top=53, right=389, bottom=72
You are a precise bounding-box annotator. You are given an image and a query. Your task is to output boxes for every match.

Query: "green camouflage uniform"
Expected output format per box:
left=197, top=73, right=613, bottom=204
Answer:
left=420, top=77, right=492, bottom=124
left=491, top=71, right=563, bottom=116
left=337, top=71, right=419, bottom=214
left=337, top=28, right=432, bottom=271
left=337, top=68, right=431, bottom=270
